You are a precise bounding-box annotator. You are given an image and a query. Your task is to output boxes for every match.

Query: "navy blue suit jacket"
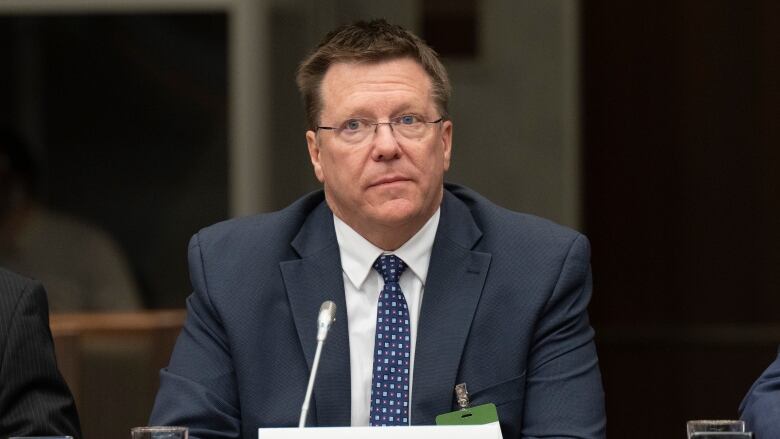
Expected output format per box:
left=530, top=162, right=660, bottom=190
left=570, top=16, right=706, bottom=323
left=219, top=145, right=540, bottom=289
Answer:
left=150, top=184, right=605, bottom=438
left=741, top=347, right=780, bottom=438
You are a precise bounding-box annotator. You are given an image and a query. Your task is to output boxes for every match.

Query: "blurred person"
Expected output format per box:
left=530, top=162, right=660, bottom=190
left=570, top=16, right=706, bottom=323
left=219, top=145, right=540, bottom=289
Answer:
left=150, top=19, right=605, bottom=438
left=0, top=267, right=82, bottom=437
left=0, top=130, right=141, bottom=311
left=740, top=348, right=780, bottom=438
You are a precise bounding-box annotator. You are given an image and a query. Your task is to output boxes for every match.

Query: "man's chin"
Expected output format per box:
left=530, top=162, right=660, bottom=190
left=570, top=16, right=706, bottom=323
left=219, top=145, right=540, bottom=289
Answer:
left=368, top=200, right=428, bottom=226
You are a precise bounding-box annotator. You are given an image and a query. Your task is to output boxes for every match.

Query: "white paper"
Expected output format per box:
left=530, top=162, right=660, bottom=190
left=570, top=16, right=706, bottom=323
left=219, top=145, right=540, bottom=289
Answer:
left=259, top=422, right=503, bottom=439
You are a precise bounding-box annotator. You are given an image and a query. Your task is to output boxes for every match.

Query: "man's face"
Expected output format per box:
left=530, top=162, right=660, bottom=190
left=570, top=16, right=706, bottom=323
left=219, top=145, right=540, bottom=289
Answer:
left=306, top=58, right=452, bottom=244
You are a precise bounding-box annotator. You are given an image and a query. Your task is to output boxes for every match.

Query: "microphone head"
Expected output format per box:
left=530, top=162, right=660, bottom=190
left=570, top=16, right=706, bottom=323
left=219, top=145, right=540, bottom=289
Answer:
left=316, top=300, right=337, bottom=341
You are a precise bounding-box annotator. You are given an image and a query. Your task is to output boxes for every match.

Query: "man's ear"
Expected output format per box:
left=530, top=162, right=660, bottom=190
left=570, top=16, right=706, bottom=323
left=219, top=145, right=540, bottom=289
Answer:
left=440, top=119, right=453, bottom=171
left=306, top=130, right=325, bottom=183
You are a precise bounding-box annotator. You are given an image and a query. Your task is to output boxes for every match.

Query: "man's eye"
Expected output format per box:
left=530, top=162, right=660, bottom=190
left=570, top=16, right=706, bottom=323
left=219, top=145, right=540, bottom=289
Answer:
left=399, top=115, right=418, bottom=125
left=343, top=119, right=364, bottom=131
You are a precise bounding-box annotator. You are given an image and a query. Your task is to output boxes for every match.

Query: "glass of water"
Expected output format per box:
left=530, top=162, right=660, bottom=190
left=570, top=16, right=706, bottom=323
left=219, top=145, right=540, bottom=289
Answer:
left=689, top=433, right=753, bottom=439
left=687, top=420, right=745, bottom=438
left=131, top=426, right=188, bottom=439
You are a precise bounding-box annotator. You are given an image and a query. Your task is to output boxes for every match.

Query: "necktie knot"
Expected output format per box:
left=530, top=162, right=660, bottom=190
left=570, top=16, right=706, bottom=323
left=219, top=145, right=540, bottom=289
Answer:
left=373, top=254, right=406, bottom=284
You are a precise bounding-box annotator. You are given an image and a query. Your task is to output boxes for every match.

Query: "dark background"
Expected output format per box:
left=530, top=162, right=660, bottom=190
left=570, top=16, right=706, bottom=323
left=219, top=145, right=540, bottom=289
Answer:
left=583, top=1, right=780, bottom=436
left=0, top=14, right=229, bottom=308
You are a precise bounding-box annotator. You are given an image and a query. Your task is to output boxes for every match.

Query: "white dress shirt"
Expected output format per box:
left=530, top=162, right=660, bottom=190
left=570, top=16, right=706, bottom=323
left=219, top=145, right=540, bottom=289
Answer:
left=333, top=208, right=440, bottom=426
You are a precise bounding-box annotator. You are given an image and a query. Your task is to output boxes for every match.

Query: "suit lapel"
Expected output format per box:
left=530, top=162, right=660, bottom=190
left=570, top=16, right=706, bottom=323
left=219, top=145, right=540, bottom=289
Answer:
left=411, top=191, right=491, bottom=424
left=280, top=202, right=351, bottom=426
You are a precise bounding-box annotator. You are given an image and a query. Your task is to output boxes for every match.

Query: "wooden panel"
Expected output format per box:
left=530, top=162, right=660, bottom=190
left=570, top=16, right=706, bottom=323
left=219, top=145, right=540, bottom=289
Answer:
left=50, top=310, right=186, bottom=438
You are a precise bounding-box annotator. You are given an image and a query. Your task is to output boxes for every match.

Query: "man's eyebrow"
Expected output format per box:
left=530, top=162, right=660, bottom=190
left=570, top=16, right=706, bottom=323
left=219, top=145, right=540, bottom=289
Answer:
left=329, top=100, right=428, bottom=120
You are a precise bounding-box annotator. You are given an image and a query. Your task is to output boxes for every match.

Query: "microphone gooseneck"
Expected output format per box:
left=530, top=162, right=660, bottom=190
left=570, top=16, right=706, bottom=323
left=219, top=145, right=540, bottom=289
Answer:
left=299, top=300, right=337, bottom=428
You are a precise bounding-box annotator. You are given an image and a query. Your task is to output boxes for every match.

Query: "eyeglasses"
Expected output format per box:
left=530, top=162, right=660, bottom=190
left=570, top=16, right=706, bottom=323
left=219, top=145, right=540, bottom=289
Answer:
left=316, top=114, right=444, bottom=145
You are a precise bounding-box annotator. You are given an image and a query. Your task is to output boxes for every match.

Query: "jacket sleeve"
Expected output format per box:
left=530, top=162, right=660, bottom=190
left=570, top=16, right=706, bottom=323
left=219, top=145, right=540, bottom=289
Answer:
left=0, top=279, right=82, bottom=438
left=149, top=234, right=242, bottom=439
left=740, top=348, right=780, bottom=438
left=523, top=234, right=606, bottom=439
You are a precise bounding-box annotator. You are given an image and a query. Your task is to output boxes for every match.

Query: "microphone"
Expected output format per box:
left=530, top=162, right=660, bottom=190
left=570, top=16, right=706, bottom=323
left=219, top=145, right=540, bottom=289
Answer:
left=299, top=300, right=337, bottom=427
left=316, top=300, right=337, bottom=342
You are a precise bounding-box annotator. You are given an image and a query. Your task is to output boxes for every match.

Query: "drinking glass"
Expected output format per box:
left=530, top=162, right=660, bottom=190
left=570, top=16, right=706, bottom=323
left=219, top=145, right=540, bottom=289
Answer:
left=131, top=426, right=188, bottom=439
left=690, top=433, right=753, bottom=439
left=687, top=420, right=745, bottom=438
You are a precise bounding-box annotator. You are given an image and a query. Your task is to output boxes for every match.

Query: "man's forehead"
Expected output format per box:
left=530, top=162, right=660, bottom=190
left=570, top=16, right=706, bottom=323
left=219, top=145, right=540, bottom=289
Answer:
left=319, top=58, right=434, bottom=114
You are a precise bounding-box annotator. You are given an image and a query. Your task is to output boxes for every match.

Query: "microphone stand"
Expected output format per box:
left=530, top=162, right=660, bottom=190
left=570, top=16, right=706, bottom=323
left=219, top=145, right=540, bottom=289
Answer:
left=298, top=339, right=325, bottom=427
left=298, top=300, right=336, bottom=428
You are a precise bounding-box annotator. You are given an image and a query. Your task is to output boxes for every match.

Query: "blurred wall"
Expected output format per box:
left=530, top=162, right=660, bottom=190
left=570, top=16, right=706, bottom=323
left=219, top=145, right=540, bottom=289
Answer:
left=583, top=1, right=780, bottom=437
left=0, top=13, right=229, bottom=308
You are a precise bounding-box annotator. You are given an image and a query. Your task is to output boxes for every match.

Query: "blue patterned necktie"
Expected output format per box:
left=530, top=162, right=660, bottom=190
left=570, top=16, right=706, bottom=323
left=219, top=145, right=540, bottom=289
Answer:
left=369, top=254, right=411, bottom=426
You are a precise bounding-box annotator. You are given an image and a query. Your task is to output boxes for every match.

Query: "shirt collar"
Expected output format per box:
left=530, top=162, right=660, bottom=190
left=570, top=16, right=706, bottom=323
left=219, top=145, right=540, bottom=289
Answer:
left=333, top=208, right=441, bottom=290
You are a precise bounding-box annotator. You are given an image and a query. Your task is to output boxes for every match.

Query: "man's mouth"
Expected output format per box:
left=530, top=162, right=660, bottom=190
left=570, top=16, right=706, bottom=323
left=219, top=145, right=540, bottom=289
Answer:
left=369, top=176, right=410, bottom=187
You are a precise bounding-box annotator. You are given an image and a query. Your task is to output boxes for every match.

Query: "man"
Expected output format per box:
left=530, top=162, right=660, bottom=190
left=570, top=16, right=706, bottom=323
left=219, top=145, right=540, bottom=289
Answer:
left=0, top=268, right=82, bottom=438
left=740, top=349, right=780, bottom=437
left=151, top=19, right=605, bottom=438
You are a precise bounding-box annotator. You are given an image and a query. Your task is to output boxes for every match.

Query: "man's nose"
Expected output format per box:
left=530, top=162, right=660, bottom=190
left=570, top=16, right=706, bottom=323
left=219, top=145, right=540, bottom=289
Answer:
left=370, top=123, right=401, bottom=161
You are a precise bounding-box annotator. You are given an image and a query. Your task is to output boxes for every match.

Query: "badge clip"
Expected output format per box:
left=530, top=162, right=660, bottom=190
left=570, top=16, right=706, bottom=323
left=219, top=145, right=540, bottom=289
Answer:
left=437, top=382, right=499, bottom=426
left=455, top=383, right=470, bottom=410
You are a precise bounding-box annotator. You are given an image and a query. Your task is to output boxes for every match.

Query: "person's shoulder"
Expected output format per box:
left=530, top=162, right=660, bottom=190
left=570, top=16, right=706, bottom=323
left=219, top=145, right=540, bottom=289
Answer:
left=0, top=267, right=43, bottom=318
left=24, top=206, right=128, bottom=260
left=445, top=183, right=583, bottom=243
left=0, top=267, right=37, bottom=296
left=444, top=183, right=590, bottom=282
left=191, top=189, right=326, bottom=250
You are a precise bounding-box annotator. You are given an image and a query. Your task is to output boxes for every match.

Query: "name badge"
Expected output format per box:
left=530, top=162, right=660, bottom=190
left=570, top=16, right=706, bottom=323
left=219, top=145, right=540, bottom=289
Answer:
left=435, top=383, right=499, bottom=426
